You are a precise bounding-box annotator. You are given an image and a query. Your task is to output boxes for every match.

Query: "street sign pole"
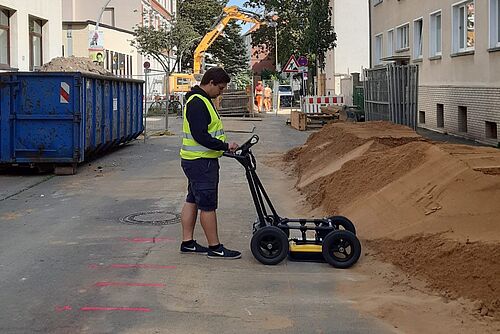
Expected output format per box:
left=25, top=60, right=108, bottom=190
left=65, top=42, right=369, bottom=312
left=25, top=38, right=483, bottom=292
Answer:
left=165, top=70, right=169, bottom=132
left=144, top=70, right=148, bottom=143
left=143, top=61, right=150, bottom=143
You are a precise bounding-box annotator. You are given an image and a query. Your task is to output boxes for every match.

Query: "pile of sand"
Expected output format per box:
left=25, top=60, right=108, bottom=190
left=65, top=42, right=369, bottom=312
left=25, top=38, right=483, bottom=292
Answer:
left=367, top=234, right=500, bottom=318
left=284, top=121, right=500, bottom=320
left=39, top=56, right=113, bottom=76
left=285, top=122, right=427, bottom=214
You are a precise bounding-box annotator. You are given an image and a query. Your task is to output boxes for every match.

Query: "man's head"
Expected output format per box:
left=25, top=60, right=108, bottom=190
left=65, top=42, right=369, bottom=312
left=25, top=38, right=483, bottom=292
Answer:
left=200, top=67, right=231, bottom=98
left=96, top=52, right=103, bottom=61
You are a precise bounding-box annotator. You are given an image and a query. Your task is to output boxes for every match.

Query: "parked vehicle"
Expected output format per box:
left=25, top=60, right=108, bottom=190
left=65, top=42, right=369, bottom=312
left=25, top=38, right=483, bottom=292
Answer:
left=0, top=72, right=144, bottom=174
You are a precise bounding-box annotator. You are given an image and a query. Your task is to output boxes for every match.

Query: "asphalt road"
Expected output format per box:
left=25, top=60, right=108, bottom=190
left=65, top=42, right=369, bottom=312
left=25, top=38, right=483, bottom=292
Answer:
left=0, top=116, right=394, bottom=334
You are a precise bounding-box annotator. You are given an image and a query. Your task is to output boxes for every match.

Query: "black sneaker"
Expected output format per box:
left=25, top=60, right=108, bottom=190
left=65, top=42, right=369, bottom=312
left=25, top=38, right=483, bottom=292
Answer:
left=180, top=240, right=209, bottom=254
left=207, top=244, right=241, bottom=259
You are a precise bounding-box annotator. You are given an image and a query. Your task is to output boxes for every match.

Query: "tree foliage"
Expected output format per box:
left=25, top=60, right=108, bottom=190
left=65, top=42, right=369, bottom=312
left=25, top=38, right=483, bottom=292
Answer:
left=131, top=15, right=199, bottom=73
left=305, top=0, right=336, bottom=70
left=178, top=0, right=249, bottom=75
left=244, top=0, right=336, bottom=72
left=245, top=0, right=310, bottom=67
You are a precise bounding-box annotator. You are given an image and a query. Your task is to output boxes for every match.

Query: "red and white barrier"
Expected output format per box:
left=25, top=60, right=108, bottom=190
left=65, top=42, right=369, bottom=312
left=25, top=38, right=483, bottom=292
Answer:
left=300, top=95, right=344, bottom=114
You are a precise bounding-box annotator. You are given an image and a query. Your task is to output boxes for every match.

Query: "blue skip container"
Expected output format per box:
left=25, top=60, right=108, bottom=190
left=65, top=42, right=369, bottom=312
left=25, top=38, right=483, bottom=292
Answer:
left=0, top=72, right=143, bottom=174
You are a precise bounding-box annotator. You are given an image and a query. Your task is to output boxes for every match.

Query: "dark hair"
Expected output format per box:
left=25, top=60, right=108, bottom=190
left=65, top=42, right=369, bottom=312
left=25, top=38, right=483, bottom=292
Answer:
left=200, top=67, right=230, bottom=85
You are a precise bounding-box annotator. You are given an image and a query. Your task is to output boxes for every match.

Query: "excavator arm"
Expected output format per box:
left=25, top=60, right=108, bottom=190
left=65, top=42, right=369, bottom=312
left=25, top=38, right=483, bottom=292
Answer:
left=193, top=6, right=263, bottom=75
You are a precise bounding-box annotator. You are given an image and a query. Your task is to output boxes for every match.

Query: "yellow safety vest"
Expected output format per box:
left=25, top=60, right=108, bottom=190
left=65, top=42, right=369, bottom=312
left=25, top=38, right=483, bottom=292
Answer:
left=180, top=94, right=227, bottom=160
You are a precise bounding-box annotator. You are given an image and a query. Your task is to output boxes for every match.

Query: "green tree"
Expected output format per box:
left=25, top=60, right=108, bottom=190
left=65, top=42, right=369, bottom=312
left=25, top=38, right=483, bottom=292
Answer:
left=245, top=0, right=335, bottom=93
left=178, top=0, right=249, bottom=75
left=131, top=14, right=199, bottom=73
left=231, top=69, right=252, bottom=89
left=245, top=0, right=311, bottom=67
left=305, top=0, right=336, bottom=70
left=212, top=22, right=249, bottom=76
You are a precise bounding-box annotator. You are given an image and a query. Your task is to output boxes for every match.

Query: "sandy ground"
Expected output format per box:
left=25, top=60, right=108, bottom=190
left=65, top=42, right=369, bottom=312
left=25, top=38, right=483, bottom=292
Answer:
left=277, top=121, right=500, bottom=333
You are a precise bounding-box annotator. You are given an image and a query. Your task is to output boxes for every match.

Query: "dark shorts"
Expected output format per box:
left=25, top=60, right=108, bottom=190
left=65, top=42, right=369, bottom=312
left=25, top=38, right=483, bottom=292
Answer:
left=181, top=158, right=220, bottom=211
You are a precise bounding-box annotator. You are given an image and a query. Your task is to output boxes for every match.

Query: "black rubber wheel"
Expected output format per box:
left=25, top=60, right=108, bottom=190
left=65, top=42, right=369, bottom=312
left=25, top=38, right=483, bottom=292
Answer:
left=168, top=101, right=183, bottom=116
left=322, top=230, right=361, bottom=269
left=328, top=215, right=356, bottom=235
left=251, top=226, right=289, bottom=265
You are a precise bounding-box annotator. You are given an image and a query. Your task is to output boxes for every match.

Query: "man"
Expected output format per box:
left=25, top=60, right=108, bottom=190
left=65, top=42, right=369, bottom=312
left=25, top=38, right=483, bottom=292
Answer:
left=263, top=84, right=272, bottom=113
left=179, top=67, right=241, bottom=259
left=254, top=80, right=263, bottom=113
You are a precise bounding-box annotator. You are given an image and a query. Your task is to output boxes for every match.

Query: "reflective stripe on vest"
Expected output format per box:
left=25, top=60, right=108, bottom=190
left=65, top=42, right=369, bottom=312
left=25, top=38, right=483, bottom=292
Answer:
left=180, top=93, right=227, bottom=160
left=182, top=129, right=225, bottom=140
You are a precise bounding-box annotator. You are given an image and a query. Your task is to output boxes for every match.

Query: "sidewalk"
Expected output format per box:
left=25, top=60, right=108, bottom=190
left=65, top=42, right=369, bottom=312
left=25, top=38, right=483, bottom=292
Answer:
left=417, top=127, right=490, bottom=146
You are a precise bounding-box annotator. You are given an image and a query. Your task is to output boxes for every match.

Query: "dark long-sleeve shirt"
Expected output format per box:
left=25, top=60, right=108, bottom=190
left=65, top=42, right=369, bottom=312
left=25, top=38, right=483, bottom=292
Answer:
left=184, top=86, right=228, bottom=152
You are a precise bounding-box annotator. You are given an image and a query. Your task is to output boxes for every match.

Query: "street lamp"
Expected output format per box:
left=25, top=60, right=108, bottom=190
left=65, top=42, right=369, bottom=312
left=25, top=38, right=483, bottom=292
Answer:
left=90, top=0, right=112, bottom=48
left=95, top=0, right=112, bottom=33
left=267, top=11, right=279, bottom=71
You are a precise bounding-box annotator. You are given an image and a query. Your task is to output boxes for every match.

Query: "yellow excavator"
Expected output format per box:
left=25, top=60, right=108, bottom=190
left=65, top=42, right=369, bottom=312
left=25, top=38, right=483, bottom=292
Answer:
left=168, top=6, right=265, bottom=95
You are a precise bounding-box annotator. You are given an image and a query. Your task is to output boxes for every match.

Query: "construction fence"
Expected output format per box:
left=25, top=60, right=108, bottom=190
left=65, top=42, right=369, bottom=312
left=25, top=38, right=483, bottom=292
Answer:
left=142, top=72, right=252, bottom=137
left=363, top=64, right=419, bottom=129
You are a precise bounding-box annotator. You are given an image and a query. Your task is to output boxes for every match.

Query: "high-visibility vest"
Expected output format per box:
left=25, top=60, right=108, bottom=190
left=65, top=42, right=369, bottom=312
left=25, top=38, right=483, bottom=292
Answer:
left=180, top=93, right=227, bottom=160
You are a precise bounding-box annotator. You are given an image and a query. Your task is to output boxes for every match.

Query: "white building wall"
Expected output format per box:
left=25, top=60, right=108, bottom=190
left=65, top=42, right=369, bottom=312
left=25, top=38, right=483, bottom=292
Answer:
left=371, top=0, right=500, bottom=145
left=62, top=0, right=176, bottom=86
left=324, top=0, right=370, bottom=95
left=1, top=0, right=63, bottom=71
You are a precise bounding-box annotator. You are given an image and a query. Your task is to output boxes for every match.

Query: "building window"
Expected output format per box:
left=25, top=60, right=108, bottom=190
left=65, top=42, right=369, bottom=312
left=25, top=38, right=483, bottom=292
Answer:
left=490, top=0, right=500, bottom=48
left=452, top=1, right=475, bottom=53
left=430, top=11, right=442, bottom=56
left=413, top=18, right=423, bottom=58
left=419, top=111, right=426, bottom=124
left=458, top=106, right=468, bottom=132
left=29, top=17, right=43, bottom=71
left=437, top=104, right=444, bottom=128
left=396, top=23, right=409, bottom=50
left=375, top=33, right=383, bottom=65
left=0, top=8, right=10, bottom=68
left=387, top=29, right=394, bottom=56
left=485, top=121, right=498, bottom=139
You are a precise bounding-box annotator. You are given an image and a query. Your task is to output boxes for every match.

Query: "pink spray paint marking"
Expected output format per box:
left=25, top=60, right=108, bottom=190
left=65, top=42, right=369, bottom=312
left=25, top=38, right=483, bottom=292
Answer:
left=80, top=306, right=152, bottom=312
left=94, top=282, right=165, bottom=287
left=110, top=264, right=176, bottom=269
left=87, top=263, right=176, bottom=270
left=55, top=305, right=73, bottom=312
left=121, top=237, right=176, bottom=243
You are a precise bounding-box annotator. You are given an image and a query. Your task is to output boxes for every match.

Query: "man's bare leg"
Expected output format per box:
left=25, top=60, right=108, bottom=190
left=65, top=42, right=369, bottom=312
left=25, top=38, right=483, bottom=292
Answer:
left=199, top=210, right=220, bottom=246
left=181, top=202, right=198, bottom=242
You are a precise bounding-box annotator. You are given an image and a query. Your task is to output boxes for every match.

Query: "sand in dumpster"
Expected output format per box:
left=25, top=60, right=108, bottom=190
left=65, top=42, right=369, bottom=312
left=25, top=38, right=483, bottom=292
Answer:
left=283, top=121, right=500, bottom=325
left=39, top=56, right=113, bottom=76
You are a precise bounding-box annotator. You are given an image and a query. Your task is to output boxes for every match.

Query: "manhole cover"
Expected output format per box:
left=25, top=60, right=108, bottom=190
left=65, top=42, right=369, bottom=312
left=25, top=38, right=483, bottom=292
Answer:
left=120, top=210, right=181, bottom=226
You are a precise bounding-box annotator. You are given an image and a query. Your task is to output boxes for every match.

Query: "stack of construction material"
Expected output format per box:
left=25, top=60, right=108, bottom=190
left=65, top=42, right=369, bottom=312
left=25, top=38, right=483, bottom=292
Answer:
left=218, top=90, right=251, bottom=117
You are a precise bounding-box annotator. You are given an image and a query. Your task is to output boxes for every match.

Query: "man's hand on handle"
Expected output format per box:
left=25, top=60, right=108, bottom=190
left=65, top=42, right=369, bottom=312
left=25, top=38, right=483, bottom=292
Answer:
left=228, top=142, right=239, bottom=152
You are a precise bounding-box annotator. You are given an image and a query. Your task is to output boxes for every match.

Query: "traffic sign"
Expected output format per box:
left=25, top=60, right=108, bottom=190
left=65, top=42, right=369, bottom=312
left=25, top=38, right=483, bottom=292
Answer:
left=282, top=55, right=300, bottom=73
left=297, top=56, right=308, bottom=67
left=143, top=61, right=151, bottom=69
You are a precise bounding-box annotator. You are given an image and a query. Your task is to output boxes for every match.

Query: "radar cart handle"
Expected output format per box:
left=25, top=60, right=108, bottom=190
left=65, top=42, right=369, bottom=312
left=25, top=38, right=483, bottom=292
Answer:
left=223, top=134, right=259, bottom=158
